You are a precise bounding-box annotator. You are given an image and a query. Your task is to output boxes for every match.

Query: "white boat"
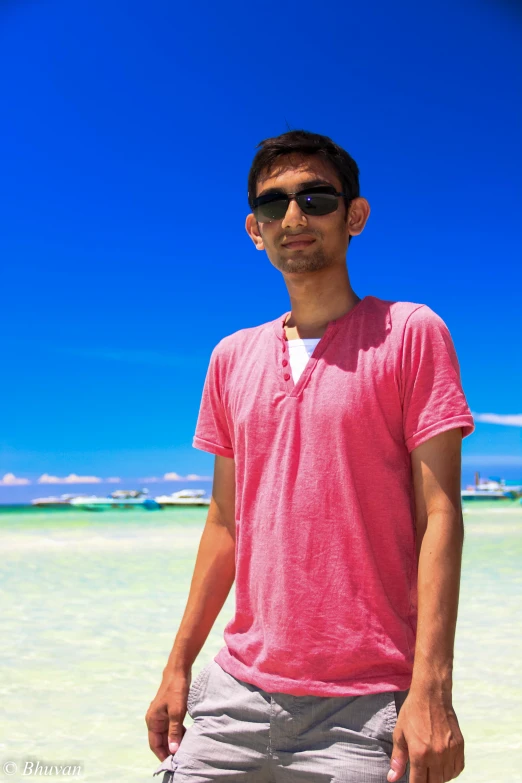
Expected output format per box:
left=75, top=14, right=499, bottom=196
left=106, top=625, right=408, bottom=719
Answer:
left=31, top=494, right=78, bottom=507
left=461, top=473, right=521, bottom=501
left=461, top=487, right=512, bottom=500
left=155, top=489, right=211, bottom=507
left=69, top=489, right=160, bottom=511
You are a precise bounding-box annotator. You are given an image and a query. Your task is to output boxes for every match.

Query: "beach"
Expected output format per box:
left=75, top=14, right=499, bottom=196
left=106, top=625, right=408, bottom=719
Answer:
left=1, top=503, right=521, bottom=782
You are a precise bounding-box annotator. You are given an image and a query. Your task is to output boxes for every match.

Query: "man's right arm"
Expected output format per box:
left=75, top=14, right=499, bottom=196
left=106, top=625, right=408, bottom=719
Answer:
left=145, top=454, right=236, bottom=761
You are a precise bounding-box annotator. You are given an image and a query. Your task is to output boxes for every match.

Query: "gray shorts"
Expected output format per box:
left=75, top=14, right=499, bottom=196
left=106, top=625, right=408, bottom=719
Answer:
left=153, top=660, right=409, bottom=782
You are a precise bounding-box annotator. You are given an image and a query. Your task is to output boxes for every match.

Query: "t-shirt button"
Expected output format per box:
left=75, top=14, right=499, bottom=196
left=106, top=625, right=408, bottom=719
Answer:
left=283, top=373, right=290, bottom=381
left=282, top=359, right=288, bottom=367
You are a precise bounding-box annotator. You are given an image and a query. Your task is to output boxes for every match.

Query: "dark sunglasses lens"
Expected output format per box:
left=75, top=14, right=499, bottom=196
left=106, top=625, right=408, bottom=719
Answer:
left=296, top=193, right=339, bottom=215
left=253, top=198, right=288, bottom=223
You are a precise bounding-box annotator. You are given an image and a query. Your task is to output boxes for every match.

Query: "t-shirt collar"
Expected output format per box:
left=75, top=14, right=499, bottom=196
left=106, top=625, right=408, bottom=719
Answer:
left=271, top=297, right=368, bottom=341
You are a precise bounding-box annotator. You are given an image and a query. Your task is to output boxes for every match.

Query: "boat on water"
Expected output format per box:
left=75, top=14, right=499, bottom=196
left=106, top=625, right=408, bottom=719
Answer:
left=155, top=489, right=211, bottom=507
left=461, top=473, right=522, bottom=501
left=31, top=494, right=78, bottom=507
left=69, top=489, right=160, bottom=511
left=29, top=487, right=210, bottom=510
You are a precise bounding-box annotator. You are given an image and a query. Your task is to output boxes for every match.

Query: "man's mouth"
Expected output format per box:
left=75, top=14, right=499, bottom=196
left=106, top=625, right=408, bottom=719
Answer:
left=281, top=237, right=316, bottom=250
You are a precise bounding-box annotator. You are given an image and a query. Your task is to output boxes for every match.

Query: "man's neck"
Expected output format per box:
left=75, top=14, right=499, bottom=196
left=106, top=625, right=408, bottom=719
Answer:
left=283, top=268, right=360, bottom=340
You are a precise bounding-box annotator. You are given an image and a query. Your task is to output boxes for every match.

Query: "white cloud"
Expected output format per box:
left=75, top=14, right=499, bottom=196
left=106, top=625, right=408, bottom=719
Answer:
left=105, top=477, right=121, bottom=483
left=0, top=473, right=31, bottom=486
left=38, top=473, right=103, bottom=485
left=472, top=412, right=522, bottom=427
left=161, top=472, right=212, bottom=481
left=136, top=472, right=214, bottom=483
left=462, top=455, right=522, bottom=467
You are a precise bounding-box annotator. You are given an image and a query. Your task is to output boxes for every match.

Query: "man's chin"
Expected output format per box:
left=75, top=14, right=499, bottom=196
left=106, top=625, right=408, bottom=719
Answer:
left=272, top=252, right=330, bottom=274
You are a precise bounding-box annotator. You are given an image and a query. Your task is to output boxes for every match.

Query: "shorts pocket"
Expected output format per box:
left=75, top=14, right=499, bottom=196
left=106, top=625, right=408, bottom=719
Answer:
left=152, top=751, right=197, bottom=781
left=152, top=754, right=177, bottom=779
left=386, top=690, right=409, bottom=734
left=186, top=661, right=212, bottom=716
left=383, top=695, right=397, bottom=734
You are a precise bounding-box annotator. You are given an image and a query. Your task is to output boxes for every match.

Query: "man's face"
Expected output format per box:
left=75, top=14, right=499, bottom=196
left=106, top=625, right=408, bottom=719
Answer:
left=246, top=155, right=368, bottom=275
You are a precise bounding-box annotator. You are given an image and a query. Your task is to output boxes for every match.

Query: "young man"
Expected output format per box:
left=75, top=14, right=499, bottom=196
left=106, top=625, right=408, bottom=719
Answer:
left=146, top=130, right=474, bottom=783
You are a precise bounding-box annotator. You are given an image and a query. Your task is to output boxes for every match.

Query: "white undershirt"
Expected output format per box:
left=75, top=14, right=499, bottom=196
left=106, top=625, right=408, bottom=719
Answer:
left=287, top=338, right=321, bottom=383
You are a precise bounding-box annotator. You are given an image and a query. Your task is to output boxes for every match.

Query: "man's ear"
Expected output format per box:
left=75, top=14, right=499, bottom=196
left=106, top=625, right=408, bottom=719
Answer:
left=347, top=197, right=371, bottom=237
left=245, top=213, right=265, bottom=250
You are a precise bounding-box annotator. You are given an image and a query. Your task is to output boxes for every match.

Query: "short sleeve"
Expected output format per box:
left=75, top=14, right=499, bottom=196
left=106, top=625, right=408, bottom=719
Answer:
left=401, top=306, right=475, bottom=452
left=192, top=344, right=234, bottom=459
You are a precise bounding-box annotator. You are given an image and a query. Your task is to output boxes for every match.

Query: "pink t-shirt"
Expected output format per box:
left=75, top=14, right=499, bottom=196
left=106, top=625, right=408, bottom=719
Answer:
left=193, top=296, right=475, bottom=696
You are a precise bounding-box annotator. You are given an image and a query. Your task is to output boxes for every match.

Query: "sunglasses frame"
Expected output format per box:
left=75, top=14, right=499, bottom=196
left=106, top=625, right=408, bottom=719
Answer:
left=252, top=186, right=347, bottom=223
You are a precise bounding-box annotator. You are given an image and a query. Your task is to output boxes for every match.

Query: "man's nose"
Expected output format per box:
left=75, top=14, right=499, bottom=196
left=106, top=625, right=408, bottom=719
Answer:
left=281, top=197, right=307, bottom=229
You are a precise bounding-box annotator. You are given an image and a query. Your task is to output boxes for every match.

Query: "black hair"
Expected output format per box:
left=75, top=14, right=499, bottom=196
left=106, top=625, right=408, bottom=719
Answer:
left=247, top=130, right=360, bottom=215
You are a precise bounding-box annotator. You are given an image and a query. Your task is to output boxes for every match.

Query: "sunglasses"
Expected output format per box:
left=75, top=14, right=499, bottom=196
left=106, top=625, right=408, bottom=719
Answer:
left=252, top=186, right=347, bottom=223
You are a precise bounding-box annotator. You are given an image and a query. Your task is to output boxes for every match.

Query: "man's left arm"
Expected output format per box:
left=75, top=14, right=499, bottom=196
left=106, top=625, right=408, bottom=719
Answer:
left=387, top=427, right=466, bottom=783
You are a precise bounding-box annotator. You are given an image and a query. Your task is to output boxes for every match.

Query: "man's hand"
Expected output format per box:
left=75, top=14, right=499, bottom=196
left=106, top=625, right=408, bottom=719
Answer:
left=145, top=670, right=191, bottom=762
left=387, top=688, right=465, bottom=782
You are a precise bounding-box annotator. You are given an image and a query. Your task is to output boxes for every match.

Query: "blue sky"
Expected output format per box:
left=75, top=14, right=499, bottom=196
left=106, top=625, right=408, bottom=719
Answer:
left=1, top=0, right=521, bottom=500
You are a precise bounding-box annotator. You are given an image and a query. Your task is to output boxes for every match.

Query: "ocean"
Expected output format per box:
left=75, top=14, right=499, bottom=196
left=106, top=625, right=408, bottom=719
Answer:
left=1, top=503, right=521, bottom=782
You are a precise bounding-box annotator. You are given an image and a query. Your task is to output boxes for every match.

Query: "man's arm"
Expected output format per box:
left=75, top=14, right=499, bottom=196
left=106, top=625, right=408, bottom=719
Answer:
left=388, top=428, right=466, bottom=783
left=145, top=454, right=236, bottom=762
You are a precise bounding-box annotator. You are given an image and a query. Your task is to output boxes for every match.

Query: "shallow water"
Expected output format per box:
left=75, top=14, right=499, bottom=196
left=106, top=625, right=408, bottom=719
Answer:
left=1, top=503, right=521, bottom=782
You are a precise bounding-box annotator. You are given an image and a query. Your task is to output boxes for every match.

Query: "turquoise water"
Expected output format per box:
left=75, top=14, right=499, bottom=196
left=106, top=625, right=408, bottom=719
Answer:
left=1, top=504, right=521, bottom=782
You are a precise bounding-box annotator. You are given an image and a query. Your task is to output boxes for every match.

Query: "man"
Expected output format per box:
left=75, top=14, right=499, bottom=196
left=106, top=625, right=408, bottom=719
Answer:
left=146, top=130, right=474, bottom=783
